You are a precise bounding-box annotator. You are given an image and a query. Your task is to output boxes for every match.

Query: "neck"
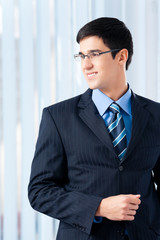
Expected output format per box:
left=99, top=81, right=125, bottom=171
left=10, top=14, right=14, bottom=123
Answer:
left=101, top=71, right=128, bottom=101
left=105, top=83, right=128, bottom=101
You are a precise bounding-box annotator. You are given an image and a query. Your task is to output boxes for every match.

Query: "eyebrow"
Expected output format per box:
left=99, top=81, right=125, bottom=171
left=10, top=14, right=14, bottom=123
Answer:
left=79, top=49, right=101, bottom=54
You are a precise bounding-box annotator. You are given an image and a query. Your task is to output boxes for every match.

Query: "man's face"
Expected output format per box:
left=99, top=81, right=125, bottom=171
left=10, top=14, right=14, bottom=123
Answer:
left=79, top=36, right=120, bottom=94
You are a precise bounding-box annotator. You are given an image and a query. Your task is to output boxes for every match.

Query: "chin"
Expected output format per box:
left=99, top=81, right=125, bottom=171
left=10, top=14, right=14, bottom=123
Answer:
left=87, top=84, right=99, bottom=90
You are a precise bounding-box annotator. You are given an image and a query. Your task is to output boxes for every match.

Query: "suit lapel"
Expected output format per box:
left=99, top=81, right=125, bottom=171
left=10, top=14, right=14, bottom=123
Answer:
left=122, top=92, right=150, bottom=162
left=78, top=89, right=116, bottom=156
left=78, top=89, right=150, bottom=163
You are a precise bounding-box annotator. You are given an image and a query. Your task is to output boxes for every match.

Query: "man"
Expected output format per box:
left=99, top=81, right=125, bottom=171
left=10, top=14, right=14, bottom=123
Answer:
left=28, top=17, right=160, bottom=240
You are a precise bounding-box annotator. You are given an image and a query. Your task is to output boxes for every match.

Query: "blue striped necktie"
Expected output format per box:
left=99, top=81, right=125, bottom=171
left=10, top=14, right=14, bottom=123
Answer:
left=107, top=103, right=127, bottom=160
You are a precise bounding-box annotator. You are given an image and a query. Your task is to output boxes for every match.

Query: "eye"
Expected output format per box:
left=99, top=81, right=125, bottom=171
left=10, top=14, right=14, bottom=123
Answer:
left=80, top=54, right=85, bottom=59
left=90, top=52, right=100, bottom=58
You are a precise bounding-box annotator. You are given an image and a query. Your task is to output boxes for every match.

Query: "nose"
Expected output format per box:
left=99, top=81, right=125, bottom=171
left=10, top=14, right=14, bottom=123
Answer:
left=81, top=57, right=93, bottom=70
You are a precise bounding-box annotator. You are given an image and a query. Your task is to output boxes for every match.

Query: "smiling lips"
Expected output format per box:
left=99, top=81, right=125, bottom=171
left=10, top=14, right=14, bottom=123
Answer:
left=86, top=72, right=97, bottom=79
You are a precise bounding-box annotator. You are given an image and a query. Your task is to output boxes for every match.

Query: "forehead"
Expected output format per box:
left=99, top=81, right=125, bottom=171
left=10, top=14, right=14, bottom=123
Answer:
left=79, top=36, right=109, bottom=53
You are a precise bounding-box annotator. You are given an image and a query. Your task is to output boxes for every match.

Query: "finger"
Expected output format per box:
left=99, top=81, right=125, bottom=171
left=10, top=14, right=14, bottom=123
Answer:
left=134, top=194, right=141, bottom=198
left=127, top=209, right=137, bottom=216
left=128, top=194, right=141, bottom=198
left=129, top=196, right=141, bottom=205
left=129, top=203, right=139, bottom=210
left=124, top=215, right=135, bottom=221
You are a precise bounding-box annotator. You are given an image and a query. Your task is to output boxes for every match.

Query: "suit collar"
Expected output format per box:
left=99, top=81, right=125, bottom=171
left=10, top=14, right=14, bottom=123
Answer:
left=78, top=88, right=93, bottom=109
left=78, top=89, right=150, bottom=163
left=92, top=88, right=132, bottom=116
left=78, top=89, right=117, bottom=157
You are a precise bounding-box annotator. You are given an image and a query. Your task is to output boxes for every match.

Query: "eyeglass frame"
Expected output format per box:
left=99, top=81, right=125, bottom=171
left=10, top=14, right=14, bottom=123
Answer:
left=74, top=49, right=121, bottom=61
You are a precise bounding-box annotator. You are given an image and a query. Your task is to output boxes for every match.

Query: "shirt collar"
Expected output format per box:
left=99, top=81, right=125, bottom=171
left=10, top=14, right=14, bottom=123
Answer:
left=92, top=86, right=132, bottom=116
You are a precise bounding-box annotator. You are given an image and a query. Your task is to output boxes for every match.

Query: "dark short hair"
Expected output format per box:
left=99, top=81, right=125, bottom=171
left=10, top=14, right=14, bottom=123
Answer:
left=76, top=17, right=133, bottom=70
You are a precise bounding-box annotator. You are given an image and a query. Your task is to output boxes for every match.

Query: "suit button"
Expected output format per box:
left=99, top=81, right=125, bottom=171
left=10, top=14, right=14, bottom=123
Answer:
left=72, top=223, right=77, bottom=228
left=119, top=166, right=124, bottom=171
left=117, top=230, right=124, bottom=236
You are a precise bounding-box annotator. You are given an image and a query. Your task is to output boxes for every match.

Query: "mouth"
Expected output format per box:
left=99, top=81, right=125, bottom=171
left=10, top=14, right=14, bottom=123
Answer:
left=86, top=72, right=97, bottom=79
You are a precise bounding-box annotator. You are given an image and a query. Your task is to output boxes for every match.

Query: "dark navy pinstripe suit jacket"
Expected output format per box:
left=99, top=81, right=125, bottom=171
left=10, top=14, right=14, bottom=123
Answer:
left=28, top=89, right=160, bottom=240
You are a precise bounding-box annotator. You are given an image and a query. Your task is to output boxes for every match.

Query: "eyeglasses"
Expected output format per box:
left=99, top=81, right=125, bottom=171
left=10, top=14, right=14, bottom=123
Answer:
left=74, top=49, right=120, bottom=62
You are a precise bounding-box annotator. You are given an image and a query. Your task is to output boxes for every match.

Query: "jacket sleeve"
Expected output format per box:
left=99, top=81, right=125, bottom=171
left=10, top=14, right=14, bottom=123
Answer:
left=153, top=155, right=160, bottom=202
left=28, top=108, right=102, bottom=235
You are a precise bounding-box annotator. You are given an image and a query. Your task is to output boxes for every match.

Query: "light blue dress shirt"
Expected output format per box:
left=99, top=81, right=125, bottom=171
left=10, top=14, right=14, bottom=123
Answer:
left=92, top=87, right=132, bottom=224
left=92, top=87, right=132, bottom=145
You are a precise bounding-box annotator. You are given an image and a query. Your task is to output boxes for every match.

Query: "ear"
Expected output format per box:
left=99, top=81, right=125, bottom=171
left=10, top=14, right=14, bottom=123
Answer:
left=118, top=49, right=128, bottom=67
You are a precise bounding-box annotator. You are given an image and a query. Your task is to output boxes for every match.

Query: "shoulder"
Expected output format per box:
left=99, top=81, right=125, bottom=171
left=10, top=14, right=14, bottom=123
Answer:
left=133, top=92, right=160, bottom=117
left=134, top=93, right=160, bottom=107
left=40, top=95, right=82, bottom=126
left=43, top=88, right=92, bottom=117
left=47, top=94, right=81, bottom=112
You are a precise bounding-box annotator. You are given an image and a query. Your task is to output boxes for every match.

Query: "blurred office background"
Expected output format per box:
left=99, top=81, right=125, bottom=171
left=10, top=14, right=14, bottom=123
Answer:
left=0, top=0, right=160, bottom=239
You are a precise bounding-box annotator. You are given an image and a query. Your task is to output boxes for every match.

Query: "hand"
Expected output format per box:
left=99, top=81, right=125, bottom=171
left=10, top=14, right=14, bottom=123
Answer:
left=95, top=194, right=141, bottom=221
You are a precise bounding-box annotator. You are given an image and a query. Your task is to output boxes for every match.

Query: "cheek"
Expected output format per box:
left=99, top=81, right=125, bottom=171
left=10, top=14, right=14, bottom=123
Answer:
left=99, top=65, right=110, bottom=78
left=101, top=62, right=116, bottom=75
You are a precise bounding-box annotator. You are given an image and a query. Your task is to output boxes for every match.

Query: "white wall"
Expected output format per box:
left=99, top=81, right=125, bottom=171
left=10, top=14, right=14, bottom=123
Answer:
left=0, top=0, right=159, bottom=239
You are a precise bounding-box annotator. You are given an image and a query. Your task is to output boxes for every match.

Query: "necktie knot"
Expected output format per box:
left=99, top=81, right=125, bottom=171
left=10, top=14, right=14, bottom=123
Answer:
left=109, top=102, right=120, bottom=114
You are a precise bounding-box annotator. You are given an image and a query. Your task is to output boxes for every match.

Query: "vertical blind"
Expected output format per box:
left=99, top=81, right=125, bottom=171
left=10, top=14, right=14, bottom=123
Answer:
left=0, top=0, right=159, bottom=239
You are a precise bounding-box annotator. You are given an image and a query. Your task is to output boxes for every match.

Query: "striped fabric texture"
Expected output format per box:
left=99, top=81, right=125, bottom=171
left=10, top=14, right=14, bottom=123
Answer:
left=28, top=89, right=160, bottom=240
left=107, top=103, right=127, bottom=160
